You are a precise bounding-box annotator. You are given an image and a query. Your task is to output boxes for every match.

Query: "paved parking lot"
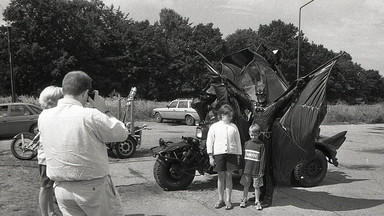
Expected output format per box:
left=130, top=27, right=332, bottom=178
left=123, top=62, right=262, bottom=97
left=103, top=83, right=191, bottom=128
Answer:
left=110, top=123, right=384, bottom=216
left=1, top=123, right=384, bottom=215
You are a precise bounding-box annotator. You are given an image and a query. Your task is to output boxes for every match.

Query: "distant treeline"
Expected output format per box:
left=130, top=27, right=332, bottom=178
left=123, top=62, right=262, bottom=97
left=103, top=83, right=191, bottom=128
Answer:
left=1, top=0, right=383, bottom=104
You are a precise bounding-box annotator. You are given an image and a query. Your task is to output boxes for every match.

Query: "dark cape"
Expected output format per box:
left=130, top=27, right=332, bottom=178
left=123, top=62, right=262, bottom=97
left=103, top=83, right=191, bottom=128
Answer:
left=271, top=56, right=341, bottom=184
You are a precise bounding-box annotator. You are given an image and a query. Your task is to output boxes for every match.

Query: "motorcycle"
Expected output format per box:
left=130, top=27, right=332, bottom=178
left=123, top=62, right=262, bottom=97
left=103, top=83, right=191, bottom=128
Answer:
left=106, top=87, right=151, bottom=159
left=151, top=45, right=347, bottom=190
left=150, top=135, right=213, bottom=191
left=11, top=122, right=150, bottom=160
left=107, top=123, right=149, bottom=159
left=11, top=87, right=149, bottom=160
left=150, top=123, right=347, bottom=190
left=11, top=132, right=39, bottom=160
left=291, top=129, right=347, bottom=187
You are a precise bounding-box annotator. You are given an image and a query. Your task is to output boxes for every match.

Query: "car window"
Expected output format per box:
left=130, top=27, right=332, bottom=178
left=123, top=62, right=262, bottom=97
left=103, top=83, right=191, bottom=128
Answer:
left=0, top=105, right=8, bottom=117
left=29, top=105, right=43, bottom=114
left=11, top=105, right=33, bottom=117
left=169, top=101, right=178, bottom=108
left=178, top=101, right=188, bottom=108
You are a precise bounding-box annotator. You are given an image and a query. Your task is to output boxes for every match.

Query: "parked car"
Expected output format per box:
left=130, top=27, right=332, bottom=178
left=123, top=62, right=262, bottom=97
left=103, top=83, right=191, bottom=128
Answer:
left=152, top=98, right=200, bottom=126
left=0, top=102, right=42, bottom=138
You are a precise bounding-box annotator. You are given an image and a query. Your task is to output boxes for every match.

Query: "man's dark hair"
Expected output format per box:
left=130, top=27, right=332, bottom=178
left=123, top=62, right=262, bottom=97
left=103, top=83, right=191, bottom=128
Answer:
left=62, top=71, right=92, bottom=96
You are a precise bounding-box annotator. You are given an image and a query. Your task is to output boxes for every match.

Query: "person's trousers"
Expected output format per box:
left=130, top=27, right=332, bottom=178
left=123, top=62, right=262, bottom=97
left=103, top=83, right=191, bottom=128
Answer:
left=54, top=175, right=124, bottom=216
left=260, top=139, right=276, bottom=200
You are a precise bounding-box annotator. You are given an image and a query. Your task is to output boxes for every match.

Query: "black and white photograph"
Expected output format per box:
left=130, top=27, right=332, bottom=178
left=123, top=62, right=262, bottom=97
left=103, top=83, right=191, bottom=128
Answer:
left=0, top=0, right=383, bottom=215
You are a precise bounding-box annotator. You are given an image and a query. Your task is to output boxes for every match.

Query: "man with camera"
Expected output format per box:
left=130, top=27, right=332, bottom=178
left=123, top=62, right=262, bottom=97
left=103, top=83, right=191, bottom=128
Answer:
left=38, top=71, right=129, bottom=216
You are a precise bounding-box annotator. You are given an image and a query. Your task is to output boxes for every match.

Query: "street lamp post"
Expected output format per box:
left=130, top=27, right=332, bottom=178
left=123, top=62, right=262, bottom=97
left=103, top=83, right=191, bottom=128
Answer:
left=297, top=0, right=315, bottom=80
left=7, top=25, right=16, bottom=102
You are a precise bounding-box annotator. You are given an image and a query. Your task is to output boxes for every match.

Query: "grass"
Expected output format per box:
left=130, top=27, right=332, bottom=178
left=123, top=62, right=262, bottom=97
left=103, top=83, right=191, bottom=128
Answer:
left=2, top=96, right=384, bottom=124
left=1, top=95, right=169, bottom=122
left=324, top=103, right=384, bottom=124
left=105, top=97, right=169, bottom=121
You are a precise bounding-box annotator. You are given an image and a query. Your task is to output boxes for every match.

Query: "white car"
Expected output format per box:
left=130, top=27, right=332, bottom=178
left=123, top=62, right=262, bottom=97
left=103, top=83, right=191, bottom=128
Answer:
left=152, top=98, right=200, bottom=126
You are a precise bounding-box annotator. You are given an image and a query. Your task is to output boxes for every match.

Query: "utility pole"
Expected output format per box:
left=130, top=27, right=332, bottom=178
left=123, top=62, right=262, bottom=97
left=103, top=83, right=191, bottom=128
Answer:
left=7, top=25, right=16, bottom=102
left=297, top=0, right=315, bottom=79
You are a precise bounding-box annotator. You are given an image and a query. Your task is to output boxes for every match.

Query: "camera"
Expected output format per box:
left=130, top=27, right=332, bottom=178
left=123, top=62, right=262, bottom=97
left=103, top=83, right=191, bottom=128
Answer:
left=88, top=90, right=95, bottom=101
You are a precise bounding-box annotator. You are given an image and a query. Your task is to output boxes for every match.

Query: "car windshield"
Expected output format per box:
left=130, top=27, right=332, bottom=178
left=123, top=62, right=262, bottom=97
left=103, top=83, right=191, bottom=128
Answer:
left=169, top=101, right=177, bottom=108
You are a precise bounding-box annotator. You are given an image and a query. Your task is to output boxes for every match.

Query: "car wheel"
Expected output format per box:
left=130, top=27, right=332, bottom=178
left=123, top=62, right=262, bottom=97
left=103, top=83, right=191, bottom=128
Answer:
left=185, top=115, right=195, bottom=126
left=30, top=124, right=39, bottom=135
left=293, top=149, right=328, bottom=187
left=155, top=113, right=163, bottom=123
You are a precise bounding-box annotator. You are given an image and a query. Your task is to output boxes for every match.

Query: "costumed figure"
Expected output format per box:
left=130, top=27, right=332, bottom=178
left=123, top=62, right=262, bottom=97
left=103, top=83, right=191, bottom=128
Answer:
left=250, top=78, right=307, bottom=208
left=191, top=46, right=346, bottom=209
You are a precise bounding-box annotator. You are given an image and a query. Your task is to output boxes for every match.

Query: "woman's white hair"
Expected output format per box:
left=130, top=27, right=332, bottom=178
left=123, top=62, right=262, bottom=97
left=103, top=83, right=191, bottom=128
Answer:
left=39, top=86, right=63, bottom=109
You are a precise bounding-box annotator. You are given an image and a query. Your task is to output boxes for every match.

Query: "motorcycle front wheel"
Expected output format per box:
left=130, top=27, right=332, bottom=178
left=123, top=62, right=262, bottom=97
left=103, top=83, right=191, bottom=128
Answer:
left=11, top=133, right=38, bottom=160
left=153, top=159, right=195, bottom=191
left=113, top=136, right=137, bottom=159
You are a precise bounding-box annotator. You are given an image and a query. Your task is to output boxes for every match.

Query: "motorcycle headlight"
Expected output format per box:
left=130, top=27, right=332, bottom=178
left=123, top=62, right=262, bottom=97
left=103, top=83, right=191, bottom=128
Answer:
left=196, top=127, right=202, bottom=139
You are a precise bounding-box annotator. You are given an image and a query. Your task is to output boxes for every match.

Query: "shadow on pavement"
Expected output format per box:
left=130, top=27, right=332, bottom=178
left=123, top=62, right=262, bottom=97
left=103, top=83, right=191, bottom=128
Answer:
left=187, top=174, right=246, bottom=192
left=369, top=126, right=384, bottom=131
left=320, top=170, right=369, bottom=186
left=187, top=175, right=217, bottom=191
left=360, top=147, right=384, bottom=154
left=276, top=186, right=384, bottom=211
left=274, top=169, right=384, bottom=211
left=108, top=148, right=152, bottom=159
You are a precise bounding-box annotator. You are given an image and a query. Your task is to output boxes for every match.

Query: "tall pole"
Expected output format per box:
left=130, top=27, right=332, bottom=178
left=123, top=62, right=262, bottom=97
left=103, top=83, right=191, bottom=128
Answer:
left=7, top=25, right=16, bottom=102
left=297, top=0, right=314, bottom=80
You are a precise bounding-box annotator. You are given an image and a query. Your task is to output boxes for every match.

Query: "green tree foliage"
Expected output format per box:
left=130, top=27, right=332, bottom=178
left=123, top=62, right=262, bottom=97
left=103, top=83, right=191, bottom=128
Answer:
left=155, top=8, right=225, bottom=100
left=225, top=20, right=384, bottom=104
left=0, top=1, right=383, bottom=104
left=225, top=28, right=263, bottom=53
left=1, top=0, right=135, bottom=95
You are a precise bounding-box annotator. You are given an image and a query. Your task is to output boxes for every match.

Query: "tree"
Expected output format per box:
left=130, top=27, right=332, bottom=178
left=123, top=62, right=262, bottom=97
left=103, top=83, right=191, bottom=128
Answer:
left=1, top=0, right=134, bottom=95
left=153, top=8, right=225, bottom=100
left=225, top=28, right=264, bottom=53
left=1, top=2, right=382, bottom=104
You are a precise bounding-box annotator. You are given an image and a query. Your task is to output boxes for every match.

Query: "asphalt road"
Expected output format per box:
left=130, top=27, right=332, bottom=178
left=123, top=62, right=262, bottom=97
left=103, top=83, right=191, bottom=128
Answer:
left=109, top=122, right=384, bottom=216
left=1, top=122, right=384, bottom=215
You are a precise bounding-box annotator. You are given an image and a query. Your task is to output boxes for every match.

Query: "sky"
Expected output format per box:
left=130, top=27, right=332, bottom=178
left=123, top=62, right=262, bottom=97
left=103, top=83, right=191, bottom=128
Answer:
left=1, top=0, right=383, bottom=75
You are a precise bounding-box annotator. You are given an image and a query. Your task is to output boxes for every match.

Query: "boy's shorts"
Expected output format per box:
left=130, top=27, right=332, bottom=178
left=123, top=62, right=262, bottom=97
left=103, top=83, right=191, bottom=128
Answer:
left=39, top=164, right=54, bottom=188
left=213, top=154, right=240, bottom=172
left=240, top=174, right=263, bottom=188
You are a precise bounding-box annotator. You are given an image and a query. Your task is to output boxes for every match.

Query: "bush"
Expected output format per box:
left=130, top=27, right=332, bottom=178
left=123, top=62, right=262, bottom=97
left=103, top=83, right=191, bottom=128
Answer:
left=2, top=96, right=384, bottom=124
left=105, top=98, right=168, bottom=121
left=324, top=103, right=384, bottom=124
left=0, top=95, right=39, bottom=105
left=0, top=95, right=169, bottom=122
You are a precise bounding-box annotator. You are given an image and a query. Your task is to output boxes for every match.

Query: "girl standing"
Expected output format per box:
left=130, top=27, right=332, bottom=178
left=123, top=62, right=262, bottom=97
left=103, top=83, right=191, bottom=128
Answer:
left=206, top=104, right=242, bottom=210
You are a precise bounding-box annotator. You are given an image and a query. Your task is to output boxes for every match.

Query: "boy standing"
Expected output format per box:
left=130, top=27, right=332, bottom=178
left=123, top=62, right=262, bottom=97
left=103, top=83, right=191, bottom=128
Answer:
left=38, top=86, right=63, bottom=216
left=240, top=124, right=266, bottom=210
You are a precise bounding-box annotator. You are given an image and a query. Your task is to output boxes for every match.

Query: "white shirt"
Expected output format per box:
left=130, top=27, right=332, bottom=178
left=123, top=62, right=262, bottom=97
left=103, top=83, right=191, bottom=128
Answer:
left=206, top=120, right=242, bottom=156
left=38, top=98, right=129, bottom=181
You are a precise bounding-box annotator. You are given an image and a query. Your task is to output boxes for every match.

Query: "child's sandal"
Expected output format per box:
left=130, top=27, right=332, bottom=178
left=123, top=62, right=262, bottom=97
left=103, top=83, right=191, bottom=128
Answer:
left=214, top=200, right=225, bottom=209
left=256, top=202, right=263, bottom=210
left=225, top=201, right=233, bottom=210
left=240, top=198, right=247, bottom=208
